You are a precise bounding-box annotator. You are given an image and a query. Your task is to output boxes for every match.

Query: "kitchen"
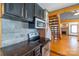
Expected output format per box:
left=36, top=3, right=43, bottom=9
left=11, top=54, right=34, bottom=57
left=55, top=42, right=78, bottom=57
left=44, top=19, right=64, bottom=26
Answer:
left=0, top=3, right=51, bottom=56
left=1, top=3, right=79, bottom=56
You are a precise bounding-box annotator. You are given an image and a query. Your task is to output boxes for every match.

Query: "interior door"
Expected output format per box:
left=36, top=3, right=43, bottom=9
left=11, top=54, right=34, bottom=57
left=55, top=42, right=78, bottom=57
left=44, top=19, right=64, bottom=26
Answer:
left=69, top=23, right=78, bottom=36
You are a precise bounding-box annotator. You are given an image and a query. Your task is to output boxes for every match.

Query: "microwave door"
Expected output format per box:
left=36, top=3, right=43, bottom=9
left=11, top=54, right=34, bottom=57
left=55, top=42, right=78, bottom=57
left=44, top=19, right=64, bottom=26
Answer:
left=35, top=18, right=45, bottom=28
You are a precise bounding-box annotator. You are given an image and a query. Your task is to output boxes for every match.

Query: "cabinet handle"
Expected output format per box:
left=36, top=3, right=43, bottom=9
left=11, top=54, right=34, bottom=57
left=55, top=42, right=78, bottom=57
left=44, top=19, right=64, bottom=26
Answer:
left=26, top=10, right=27, bottom=18
left=22, top=8, right=23, bottom=17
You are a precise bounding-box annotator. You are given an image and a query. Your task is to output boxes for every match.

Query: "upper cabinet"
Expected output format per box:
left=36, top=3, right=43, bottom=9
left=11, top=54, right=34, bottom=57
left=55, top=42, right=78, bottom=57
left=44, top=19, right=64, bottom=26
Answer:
left=4, top=3, right=44, bottom=22
left=35, top=4, right=44, bottom=20
left=24, top=3, right=35, bottom=22
left=4, top=3, right=24, bottom=18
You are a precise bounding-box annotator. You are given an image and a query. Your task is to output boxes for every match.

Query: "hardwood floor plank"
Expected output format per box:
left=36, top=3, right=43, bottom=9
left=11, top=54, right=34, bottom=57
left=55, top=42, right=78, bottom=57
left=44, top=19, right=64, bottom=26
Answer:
left=50, top=50, right=65, bottom=56
left=50, top=35, right=79, bottom=56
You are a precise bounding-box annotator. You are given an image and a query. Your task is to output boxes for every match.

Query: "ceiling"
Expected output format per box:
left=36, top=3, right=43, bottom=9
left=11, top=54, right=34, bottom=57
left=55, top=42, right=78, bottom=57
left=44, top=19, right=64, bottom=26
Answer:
left=38, top=3, right=78, bottom=12
left=60, top=11, right=79, bottom=20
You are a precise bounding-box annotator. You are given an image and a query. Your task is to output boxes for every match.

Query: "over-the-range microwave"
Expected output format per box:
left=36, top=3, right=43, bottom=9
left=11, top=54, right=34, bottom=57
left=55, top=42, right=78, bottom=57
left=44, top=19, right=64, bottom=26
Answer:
left=35, top=18, right=46, bottom=28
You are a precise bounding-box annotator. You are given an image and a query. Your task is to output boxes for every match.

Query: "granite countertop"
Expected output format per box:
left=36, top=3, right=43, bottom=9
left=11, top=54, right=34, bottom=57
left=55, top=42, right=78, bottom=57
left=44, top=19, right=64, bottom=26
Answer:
left=39, top=37, right=50, bottom=46
left=0, top=37, right=50, bottom=56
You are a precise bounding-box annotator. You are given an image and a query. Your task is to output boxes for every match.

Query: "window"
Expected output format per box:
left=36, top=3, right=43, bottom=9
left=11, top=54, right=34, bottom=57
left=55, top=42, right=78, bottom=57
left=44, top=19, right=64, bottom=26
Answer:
left=70, top=24, right=77, bottom=33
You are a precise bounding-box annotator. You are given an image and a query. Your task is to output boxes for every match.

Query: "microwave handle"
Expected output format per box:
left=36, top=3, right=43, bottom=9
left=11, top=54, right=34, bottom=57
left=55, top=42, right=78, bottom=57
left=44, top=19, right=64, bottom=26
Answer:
left=25, top=10, right=27, bottom=18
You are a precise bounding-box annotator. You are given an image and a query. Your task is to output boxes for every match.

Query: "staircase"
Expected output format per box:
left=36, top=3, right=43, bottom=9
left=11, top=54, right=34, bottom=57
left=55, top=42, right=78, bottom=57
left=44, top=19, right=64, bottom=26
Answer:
left=49, top=15, right=61, bottom=39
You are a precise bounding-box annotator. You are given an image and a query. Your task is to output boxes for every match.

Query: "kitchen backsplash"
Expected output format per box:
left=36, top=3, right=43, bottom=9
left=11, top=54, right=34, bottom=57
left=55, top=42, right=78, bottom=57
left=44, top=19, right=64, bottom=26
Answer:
left=2, top=18, right=38, bottom=47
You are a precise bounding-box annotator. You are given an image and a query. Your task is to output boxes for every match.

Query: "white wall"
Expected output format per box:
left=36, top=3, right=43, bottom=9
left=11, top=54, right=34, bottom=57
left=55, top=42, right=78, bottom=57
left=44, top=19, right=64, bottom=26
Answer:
left=45, top=10, right=51, bottom=40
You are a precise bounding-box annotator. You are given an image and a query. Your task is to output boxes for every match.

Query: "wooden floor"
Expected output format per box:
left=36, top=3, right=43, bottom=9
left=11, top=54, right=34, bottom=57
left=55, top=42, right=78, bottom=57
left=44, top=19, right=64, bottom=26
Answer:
left=50, top=35, right=79, bottom=56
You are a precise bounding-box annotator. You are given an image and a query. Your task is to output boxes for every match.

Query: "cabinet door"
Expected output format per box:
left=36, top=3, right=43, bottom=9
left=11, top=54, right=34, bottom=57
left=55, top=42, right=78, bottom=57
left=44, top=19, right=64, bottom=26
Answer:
left=38, top=6, right=44, bottom=19
left=34, top=46, right=41, bottom=56
left=24, top=3, right=34, bottom=22
left=4, top=3, right=24, bottom=17
left=41, top=9, right=44, bottom=20
left=35, top=4, right=44, bottom=19
left=42, top=41, right=50, bottom=56
left=35, top=4, right=40, bottom=18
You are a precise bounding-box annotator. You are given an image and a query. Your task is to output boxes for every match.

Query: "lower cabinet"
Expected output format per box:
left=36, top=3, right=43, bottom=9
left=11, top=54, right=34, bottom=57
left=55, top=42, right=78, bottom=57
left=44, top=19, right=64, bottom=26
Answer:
left=24, top=51, right=34, bottom=56
left=25, top=41, right=50, bottom=56
left=24, top=45, right=41, bottom=56
left=34, top=45, right=41, bottom=56
left=42, top=41, right=50, bottom=56
left=1, top=41, right=50, bottom=56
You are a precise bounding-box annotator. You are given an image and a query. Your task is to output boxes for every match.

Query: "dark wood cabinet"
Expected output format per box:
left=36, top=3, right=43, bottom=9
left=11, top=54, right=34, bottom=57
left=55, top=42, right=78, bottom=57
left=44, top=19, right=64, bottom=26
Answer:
left=35, top=4, right=39, bottom=18
left=4, top=3, right=24, bottom=18
left=35, top=4, right=44, bottom=20
left=29, top=4, right=45, bottom=28
left=0, top=41, right=42, bottom=56
left=24, top=45, right=41, bottom=56
left=0, top=39, right=50, bottom=56
left=29, top=22, right=35, bottom=28
left=24, top=3, right=35, bottom=22
left=41, top=41, right=50, bottom=56
left=24, top=50, right=34, bottom=56
left=34, top=45, right=41, bottom=56
left=4, top=3, right=44, bottom=22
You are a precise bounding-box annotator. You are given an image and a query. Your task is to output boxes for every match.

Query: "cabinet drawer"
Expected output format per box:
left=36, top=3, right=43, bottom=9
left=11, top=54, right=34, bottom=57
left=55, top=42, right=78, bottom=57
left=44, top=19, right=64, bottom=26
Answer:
left=25, top=52, right=33, bottom=56
left=24, top=51, right=34, bottom=56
